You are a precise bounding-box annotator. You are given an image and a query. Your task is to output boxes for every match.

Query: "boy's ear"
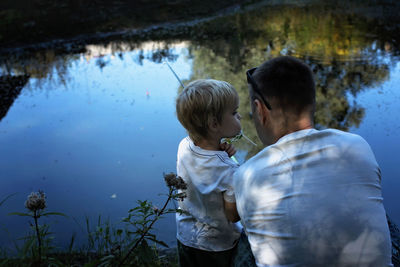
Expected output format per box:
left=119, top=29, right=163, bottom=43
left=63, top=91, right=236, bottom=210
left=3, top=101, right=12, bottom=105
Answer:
left=208, top=116, right=219, bottom=132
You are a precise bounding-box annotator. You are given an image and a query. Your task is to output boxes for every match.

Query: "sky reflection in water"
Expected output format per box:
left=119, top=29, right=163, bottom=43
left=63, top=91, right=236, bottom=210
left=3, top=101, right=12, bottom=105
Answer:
left=349, top=62, right=400, bottom=223
left=0, top=46, right=192, bottom=248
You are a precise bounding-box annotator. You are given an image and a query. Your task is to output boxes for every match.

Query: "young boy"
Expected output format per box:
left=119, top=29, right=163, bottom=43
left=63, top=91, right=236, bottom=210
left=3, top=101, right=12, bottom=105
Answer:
left=175, top=79, right=242, bottom=267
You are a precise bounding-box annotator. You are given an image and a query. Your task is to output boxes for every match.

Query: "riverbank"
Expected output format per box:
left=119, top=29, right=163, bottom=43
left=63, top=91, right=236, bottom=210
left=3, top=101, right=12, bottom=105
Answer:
left=0, top=0, right=253, bottom=50
left=1, top=248, right=179, bottom=266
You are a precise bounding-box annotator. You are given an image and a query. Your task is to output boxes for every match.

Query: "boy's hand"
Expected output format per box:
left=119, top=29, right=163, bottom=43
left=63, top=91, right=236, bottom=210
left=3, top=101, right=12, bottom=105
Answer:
left=220, top=142, right=236, bottom=158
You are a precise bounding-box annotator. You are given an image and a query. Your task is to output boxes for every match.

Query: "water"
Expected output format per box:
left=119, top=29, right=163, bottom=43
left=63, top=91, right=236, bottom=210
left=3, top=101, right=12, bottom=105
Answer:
left=0, top=44, right=193, bottom=249
left=0, top=1, right=399, bottom=251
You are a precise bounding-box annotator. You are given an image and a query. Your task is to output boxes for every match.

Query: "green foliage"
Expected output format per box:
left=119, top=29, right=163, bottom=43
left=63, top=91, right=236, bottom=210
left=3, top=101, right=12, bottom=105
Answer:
left=16, top=224, right=54, bottom=259
left=7, top=191, right=67, bottom=266
left=80, top=201, right=173, bottom=266
left=0, top=174, right=183, bottom=266
left=123, top=200, right=171, bottom=247
left=108, top=173, right=185, bottom=266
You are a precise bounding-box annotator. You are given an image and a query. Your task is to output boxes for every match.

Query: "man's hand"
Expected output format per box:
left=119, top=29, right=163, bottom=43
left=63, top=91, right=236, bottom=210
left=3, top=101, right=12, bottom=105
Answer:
left=220, top=142, right=237, bottom=158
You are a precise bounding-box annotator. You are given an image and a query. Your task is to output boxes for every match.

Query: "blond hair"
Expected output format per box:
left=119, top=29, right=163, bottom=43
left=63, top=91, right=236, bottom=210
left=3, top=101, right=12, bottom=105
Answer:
left=176, top=79, right=238, bottom=143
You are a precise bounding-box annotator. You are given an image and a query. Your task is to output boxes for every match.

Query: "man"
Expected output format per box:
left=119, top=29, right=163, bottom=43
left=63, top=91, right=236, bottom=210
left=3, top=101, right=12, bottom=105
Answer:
left=233, top=56, right=393, bottom=266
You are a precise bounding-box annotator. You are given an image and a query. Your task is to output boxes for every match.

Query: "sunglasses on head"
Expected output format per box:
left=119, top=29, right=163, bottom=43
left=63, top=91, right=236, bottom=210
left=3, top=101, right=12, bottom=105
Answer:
left=246, top=67, right=272, bottom=110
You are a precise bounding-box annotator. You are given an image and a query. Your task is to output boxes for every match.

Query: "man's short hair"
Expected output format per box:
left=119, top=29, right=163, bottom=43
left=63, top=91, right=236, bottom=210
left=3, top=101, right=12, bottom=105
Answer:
left=253, top=56, right=315, bottom=114
left=176, top=79, right=238, bottom=142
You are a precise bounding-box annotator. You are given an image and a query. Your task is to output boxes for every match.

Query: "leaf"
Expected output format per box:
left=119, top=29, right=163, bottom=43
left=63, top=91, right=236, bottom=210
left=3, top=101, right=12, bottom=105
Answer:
left=83, top=259, right=101, bottom=267
left=98, top=254, right=115, bottom=266
left=144, top=233, right=156, bottom=240
left=8, top=212, right=31, bottom=217
left=128, top=206, right=141, bottom=213
left=116, top=229, right=123, bottom=236
left=146, top=236, right=169, bottom=248
left=165, top=208, right=179, bottom=213
left=46, top=256, right=65, bottom=266
left=136, top=239, right=158, bottom=264
left=121, top=216, right=131, bottom=222
left=68, top=232, right=76, bottom=253
left=41, top=211, right=67, bottom=217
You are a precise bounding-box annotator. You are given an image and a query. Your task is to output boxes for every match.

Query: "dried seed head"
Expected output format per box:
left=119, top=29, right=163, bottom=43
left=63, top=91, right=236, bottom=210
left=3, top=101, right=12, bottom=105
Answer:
left=164, top=173, right=187, bottom=190
left=164, top=172, right=178, bottom=188
left=175, top=176, right=187, bottom=190
left=25, top=190, right=46, bottom=212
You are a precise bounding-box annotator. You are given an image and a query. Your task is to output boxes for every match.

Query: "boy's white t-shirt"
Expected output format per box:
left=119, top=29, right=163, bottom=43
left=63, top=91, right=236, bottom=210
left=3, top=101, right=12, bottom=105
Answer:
left=176, top=137, right=241, bottom=251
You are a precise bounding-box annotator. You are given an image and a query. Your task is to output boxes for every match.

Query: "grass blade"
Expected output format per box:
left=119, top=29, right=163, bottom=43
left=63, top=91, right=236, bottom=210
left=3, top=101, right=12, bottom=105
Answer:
left=0, top=193, right=17, bottom=207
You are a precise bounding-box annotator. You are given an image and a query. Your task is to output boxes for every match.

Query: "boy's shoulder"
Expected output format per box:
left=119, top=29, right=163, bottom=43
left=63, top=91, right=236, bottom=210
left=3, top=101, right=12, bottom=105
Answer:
left=178, top=136, right=238, bottom=168
left=178, top=136, right=190, bottom=148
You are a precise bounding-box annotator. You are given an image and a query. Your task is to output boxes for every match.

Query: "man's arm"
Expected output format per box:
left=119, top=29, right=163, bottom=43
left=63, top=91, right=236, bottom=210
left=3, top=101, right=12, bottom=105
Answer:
left=223, top=199, right=240, bottom=222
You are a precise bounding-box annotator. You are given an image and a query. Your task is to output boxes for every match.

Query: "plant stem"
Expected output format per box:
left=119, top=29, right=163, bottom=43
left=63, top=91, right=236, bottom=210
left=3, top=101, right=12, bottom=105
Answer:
left=34, top=210, right=42, bottom=264
left=119, top=188, right=173, bottom=266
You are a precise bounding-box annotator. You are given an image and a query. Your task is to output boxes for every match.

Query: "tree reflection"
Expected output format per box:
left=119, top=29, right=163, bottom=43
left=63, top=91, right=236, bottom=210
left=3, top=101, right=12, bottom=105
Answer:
left=0, top=75, right=30, bottom=121
left=183, top=42, right=392, bottom=157
left=181, top=2, right=397, bottom=157
left=309, top=58, right=389, bottom=130
left=0, top=1, right=398, bottom=145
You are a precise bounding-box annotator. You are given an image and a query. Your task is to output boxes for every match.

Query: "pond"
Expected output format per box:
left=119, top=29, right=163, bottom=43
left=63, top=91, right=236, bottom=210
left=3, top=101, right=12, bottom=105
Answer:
left=1, top=0, right=400, bottom=251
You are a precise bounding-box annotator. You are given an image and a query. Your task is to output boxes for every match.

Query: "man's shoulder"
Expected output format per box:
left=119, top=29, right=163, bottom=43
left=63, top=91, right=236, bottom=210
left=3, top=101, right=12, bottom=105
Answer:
left=233, top=129, right=374, bottom=182
left=319, top=128, right=362, bottom=138
left=309, top=129, right=378, bottom=168
left=319, top=128, right=370, bottom=148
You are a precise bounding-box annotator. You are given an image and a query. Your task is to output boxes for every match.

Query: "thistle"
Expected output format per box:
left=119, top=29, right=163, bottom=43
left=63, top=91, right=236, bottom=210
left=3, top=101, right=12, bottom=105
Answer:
left=10, top=190, right=65, bottom=265
left=25, top=191, right=46, bottom=212
left=164, top=173, right=187, bottom=190
left=26, top=191, right=46, bottom=265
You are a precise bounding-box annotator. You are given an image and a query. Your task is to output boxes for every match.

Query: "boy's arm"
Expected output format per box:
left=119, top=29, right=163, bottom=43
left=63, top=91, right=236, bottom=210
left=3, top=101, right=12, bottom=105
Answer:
left=223, top=198, right=240, bottom=222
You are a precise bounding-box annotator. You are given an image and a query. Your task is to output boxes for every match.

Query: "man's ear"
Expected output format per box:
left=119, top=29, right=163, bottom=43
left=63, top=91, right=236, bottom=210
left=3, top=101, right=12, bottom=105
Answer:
left=254, top=99, right=269, bottom=126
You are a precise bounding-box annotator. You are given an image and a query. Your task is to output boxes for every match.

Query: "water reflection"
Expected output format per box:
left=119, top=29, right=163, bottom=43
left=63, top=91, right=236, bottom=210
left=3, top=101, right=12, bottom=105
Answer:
left=0, top=0, right=399, bottom=250
left=183, top=1, right=398, bottom=155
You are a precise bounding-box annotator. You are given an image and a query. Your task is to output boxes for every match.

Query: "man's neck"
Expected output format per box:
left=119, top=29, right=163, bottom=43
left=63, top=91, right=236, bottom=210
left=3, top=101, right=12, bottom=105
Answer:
left=274, top=116, right=314, bottom=144
left=287, top=120, right=314, bottom=134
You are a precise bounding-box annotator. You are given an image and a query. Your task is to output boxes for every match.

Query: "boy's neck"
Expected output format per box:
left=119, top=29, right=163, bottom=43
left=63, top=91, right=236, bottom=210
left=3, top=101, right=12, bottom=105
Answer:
left=194, top=137, right=221, bottom=151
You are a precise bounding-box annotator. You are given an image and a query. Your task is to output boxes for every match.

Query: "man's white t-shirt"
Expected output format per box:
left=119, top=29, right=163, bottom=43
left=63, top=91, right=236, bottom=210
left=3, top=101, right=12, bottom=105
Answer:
left=176, top=137, right=241, bottom=251
left=234, top=128, right=392, bottom=267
